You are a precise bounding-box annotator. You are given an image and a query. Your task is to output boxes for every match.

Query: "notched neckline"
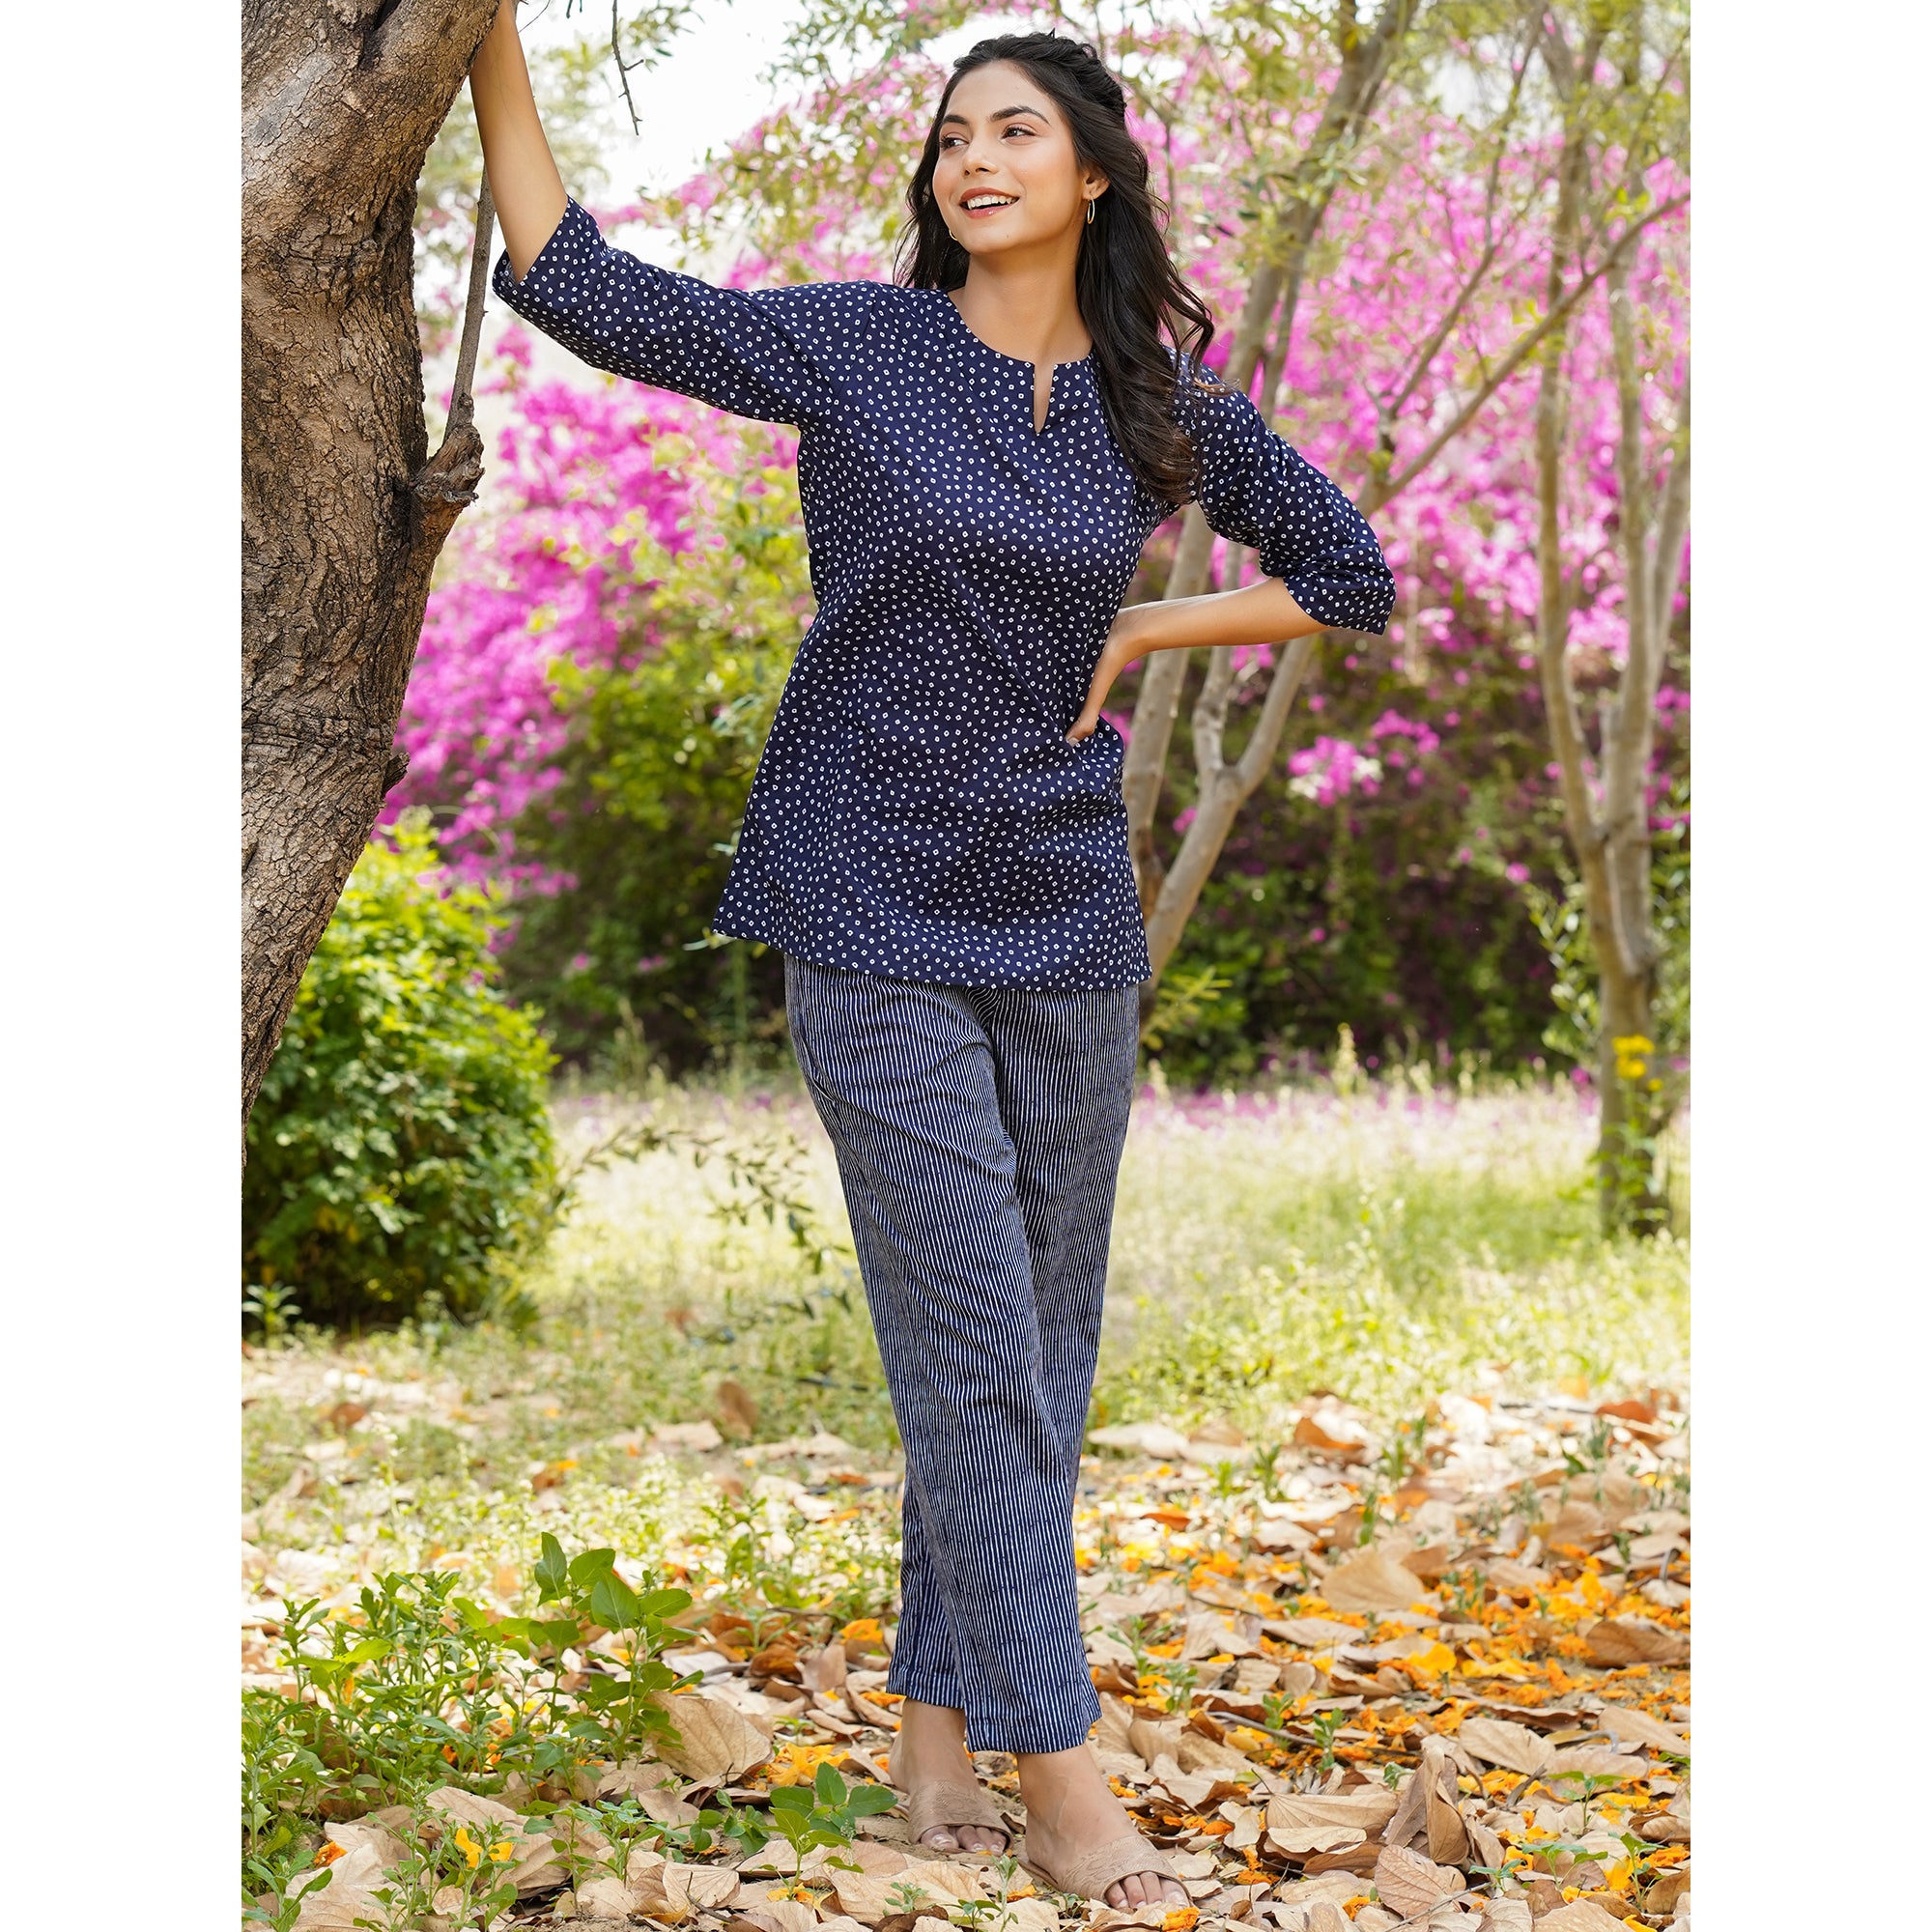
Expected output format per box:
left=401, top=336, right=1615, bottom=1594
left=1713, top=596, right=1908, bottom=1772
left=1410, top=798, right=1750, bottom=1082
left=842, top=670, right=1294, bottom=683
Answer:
left=932, top=288, right=1094, bottom=437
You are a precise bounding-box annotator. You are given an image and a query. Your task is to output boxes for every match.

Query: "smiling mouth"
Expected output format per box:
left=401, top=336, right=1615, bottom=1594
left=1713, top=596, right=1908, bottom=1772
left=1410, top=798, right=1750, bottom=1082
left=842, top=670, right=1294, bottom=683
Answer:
left=961, top=192, right=1018, bottom=214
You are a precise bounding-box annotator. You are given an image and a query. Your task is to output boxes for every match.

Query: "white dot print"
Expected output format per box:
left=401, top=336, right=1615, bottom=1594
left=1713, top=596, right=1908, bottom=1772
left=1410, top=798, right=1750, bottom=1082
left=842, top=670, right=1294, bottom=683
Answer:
left=493, top=200, right=1397, bottom=990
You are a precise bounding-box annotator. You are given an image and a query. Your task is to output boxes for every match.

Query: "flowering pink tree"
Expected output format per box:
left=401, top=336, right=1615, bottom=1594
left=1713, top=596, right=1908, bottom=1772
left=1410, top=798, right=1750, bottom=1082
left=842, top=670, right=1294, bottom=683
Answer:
left=397, top=0, right=1690, bottom=1146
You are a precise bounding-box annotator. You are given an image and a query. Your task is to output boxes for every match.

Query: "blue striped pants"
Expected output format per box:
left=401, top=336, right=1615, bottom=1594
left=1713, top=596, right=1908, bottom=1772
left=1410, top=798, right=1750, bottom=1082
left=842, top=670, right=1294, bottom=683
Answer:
left=782, top=952, right=1141, bottom=1753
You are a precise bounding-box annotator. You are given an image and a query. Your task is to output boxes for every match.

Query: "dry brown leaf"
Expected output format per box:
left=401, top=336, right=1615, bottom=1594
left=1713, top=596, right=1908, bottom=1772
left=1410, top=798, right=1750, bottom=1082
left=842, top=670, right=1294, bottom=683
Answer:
left=1265, top=1790, right=1400, bottom=1840
left=649, top=1421, right=724, bottom=1453
left=576, top=1874, right=643, bottom=1918
left=1465, top=1817, right=1504, bottom=1877
left=1322, top=1548, right=1432, bottom=1615
left=1483, top=1557, right=1550, bottom=1592
left=1475, top=1902, right=1533, bottom=1931
left=1254, top=1517, right=1316, bottom=1552
left=649, top=1688, right=777, bottom=1781
left=1533, top=1903, right=1629, bottom=1931
left=1424, top=1773, right=1468, bottom=1864
left=1268, top=1822, right=1369, bottom=1857
left=1304, top=1905, right=1352, bottom=1932
left=1276, top=1660, right=1319, bottom=1700
left=1457, top=1717, right=1552, bottom=1776
left=1293, top=1407, right=1372, bottom=1455
left=1644, top=1868, right=1691, bottom=1912
left=1371, top=1842, right=1464, bottom=1918
left=1541, top=1500, right=1607, bottom=1546
left=1264, top=1616, right=1367, bottom=1647
left=1545, top=1746, right=1649, bottom=1779
left=289, top=1820, right=406, bottom=1931
left=715, top=1378, right=759, bottom=1439
left=1593, top=1703, right=1690, bottom=1755
left=733, top=1902, right=821, bottom=1932
left=1401, top=1543, right=1454, bottom=1583
left=1583, top=1616, right=1689, bottom=1666
left=994, top=1899, right=1062, bottom=1932
left=1090, top=1422, right=1194, bottom=1460
left=1180, top=1609, right=1265, bottom=1660
left=800, top=1641, right=848, bottom=1696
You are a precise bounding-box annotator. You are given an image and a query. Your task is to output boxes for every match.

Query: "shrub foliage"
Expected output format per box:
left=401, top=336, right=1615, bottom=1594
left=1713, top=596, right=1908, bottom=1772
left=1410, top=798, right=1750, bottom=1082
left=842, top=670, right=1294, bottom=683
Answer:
left=243, top=813, right=558, bottom=1328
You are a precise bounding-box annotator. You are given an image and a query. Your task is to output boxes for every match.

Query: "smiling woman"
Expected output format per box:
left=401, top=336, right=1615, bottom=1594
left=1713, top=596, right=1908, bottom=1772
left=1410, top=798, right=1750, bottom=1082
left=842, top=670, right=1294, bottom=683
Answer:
left=468, top=12, right=1392, bottom=1910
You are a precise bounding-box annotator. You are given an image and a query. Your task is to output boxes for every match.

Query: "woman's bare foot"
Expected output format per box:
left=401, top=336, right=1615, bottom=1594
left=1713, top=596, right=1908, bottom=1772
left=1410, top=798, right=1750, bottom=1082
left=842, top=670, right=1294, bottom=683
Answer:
left=1016, top=1745, right=1189, bottom=1910
left=895, top=1700, right=1010, bottom=1855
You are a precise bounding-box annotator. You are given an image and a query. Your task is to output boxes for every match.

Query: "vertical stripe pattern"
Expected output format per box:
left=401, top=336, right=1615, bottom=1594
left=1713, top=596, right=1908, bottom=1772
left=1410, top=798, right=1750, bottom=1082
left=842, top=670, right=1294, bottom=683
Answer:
left=782, top=952, right=1140, bottom=1753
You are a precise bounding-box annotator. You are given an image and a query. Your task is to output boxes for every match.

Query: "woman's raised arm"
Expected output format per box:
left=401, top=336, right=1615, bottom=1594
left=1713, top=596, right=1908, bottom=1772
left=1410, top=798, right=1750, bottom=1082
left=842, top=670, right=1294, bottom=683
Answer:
left=469, top=5, right=569, bottom=281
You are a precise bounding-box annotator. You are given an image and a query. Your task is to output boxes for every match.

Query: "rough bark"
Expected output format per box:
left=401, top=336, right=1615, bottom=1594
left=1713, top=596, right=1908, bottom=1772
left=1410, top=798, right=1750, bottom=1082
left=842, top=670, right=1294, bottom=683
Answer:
left=1122, top=0, right=1418, bottom=926
left=242, top=0, right=501, bottom=1131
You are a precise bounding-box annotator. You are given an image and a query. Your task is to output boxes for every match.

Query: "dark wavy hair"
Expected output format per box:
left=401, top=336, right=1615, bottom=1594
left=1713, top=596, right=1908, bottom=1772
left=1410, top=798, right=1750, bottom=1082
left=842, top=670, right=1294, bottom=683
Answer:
left=894, top=31, right=1231, bottom=509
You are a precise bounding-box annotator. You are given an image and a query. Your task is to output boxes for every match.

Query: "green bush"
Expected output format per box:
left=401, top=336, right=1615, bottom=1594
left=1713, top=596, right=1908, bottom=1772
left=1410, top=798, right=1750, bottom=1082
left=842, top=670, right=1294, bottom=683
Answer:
left=243, top=812, right=558, bottom=1329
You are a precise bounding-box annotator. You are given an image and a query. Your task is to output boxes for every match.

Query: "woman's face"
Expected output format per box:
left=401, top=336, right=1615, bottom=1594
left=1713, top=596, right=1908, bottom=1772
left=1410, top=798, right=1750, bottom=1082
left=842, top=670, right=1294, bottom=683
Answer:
left=931, top=60, right=1106, bottom=260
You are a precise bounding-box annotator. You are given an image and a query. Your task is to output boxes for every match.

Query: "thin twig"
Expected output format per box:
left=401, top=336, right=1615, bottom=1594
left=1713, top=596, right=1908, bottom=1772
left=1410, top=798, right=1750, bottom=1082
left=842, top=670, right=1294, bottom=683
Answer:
left=448, top=172, right=497, bottom=431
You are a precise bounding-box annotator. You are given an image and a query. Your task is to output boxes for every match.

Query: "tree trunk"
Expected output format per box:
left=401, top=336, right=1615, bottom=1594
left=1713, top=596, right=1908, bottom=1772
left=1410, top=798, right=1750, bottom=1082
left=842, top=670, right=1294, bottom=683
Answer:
left=1123, top=0, right=1417, bottom=941
left=242, top=0, right=500, bottom=1131
left=1527, top=14, right=1689, bottom=1235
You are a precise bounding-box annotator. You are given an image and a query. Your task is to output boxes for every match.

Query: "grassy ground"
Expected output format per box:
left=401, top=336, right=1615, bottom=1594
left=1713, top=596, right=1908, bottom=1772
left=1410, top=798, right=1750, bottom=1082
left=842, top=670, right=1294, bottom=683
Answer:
left=242, top=1071, right=1690, bottom=1926
left=242, top=1070, right=1686, bottom=1593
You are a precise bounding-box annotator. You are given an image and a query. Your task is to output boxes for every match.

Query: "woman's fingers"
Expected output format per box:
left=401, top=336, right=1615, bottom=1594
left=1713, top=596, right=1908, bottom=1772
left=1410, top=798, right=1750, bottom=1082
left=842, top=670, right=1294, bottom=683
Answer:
left=1066, top=651, right=1120, bottom=743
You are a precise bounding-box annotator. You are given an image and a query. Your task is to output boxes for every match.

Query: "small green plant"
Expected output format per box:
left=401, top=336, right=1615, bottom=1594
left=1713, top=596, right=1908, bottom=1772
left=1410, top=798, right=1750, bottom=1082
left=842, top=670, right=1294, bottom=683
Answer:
left=1378, top=1413, right=1431, bottom=1487
left=242, top=1282, right=305, bottom=1346
left=1309, top=1709, right=1348, bottom=1773
left=764, top=1763, right=897, bottom=1861
left=354, top=1796, right=533, bottom=1932
left=518, top=1534, right=701, bottom=1763
left=1441, top=1567, right=1488, bottom=1622
left=1141, top=962, right=1235, bottom=1054
left=242, top=1690, right=330, bottom=1923
left=1250, top=1442, right=1286, bottom=1502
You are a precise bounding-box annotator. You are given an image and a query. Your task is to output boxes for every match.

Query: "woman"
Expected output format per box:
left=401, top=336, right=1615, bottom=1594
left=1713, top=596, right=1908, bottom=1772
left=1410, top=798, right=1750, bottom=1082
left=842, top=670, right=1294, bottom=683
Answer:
left=470, top=11, right=1394, bottom=1907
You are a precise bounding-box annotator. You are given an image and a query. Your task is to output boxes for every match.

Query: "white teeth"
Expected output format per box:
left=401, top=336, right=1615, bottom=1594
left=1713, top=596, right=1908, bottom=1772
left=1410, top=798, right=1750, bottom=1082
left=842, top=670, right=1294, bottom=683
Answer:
left=964, top=194, right=1015, bottom=210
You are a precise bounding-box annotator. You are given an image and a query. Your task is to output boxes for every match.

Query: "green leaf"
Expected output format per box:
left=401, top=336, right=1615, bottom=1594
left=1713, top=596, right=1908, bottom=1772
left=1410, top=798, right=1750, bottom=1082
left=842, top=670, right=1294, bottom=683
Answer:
left=590, top=1571, right=644, bottom=1630
left=535, top=1534, right=569, bottom=1602
left=813, top=1763, right=846, bottom=1807
left=768, top=1786, right=811, bottom=1812
left=639, top=1587, right=695, bottom=1618
left=847, top=1784, right=897, bottom=1816
left=570, top=1548, right=619, bottom=1590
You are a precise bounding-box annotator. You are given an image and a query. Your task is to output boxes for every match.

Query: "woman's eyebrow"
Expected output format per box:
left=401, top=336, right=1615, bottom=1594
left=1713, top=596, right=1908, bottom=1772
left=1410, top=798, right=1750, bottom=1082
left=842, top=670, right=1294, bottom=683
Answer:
left=939, top=104, right=1049, bottom=128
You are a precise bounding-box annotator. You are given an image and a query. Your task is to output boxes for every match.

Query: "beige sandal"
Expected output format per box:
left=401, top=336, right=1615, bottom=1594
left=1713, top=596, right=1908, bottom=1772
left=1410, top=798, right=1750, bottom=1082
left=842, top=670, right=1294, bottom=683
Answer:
left=886, top=1737, right=1011, bottom=1850
left=1020, top=1833, right=1181, bottom=1907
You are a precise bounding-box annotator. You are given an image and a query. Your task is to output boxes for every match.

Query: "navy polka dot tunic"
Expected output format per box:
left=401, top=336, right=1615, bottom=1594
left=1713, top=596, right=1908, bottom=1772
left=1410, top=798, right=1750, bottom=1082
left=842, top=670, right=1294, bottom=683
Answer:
left=493, top=199, right=1395, bottom=989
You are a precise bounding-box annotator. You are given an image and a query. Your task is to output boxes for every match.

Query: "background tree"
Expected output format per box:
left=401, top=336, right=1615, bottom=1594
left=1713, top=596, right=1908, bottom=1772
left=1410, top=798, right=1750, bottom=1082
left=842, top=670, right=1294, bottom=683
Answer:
left=1525, top=0, right=1690, bottom=1227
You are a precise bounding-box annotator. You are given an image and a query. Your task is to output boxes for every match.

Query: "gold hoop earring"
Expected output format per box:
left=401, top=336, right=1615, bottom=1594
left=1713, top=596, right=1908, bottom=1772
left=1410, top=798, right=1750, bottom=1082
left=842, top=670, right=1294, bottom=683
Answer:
left=1085, top=197, right=1096, bottom=225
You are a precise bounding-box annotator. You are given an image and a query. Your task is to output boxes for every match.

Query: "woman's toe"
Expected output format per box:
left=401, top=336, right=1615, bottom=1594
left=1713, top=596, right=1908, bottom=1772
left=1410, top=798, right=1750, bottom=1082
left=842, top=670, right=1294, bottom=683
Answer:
left=921, top=1827, right=959, bottom=1852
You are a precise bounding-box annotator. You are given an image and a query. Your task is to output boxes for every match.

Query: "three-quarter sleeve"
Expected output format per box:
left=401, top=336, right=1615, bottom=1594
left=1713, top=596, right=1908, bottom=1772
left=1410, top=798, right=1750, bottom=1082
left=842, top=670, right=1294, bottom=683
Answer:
left=491, top=198, right=876, bottom=429
left=1174, top=372, right=1396, bottom=636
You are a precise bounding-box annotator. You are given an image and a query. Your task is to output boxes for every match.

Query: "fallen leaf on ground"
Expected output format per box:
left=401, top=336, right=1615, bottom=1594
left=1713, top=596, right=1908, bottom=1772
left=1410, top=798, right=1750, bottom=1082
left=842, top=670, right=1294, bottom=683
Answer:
left=1457, top=1717, right=1551, bottom=1776
left=1371, top=1842, right=1464, bottom=1918
left=1322, top=1548, right=1433, bottom=1614
left=649, top=1688, right=777, bottom=1781
left=1593, top=1702, right=1690, bottom=1754
left=1583, top=1615, right=1690, bottom=1665
left=1533, top=1902, right=1629, bottom=1931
